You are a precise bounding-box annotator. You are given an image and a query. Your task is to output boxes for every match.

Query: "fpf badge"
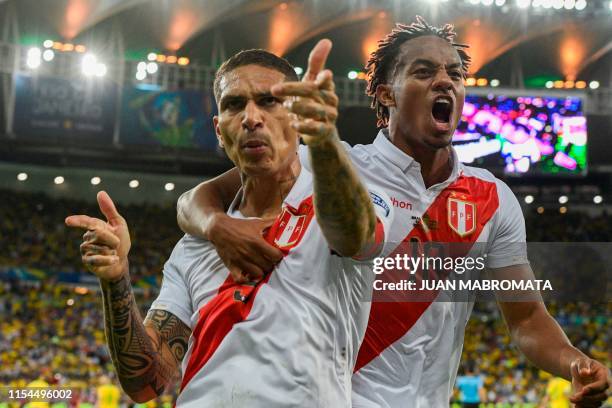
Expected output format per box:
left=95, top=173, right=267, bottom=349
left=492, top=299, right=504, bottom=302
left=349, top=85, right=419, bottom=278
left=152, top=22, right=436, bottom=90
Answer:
left=448, top=197, right=476, bottom=237
left=275, top=209, right=308, bottom=249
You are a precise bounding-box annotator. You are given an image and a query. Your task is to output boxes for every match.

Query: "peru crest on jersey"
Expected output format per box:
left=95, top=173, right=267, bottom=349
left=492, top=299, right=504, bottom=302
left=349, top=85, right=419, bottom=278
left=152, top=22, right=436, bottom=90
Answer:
left=448, top=196, right=476, bottom=237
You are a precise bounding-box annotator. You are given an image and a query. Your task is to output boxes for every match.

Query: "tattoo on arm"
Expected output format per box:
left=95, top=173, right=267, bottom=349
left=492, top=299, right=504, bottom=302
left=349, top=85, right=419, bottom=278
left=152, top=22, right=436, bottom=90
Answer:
left=308, top=135, right=377, bottom=257
left=101, top=274, right=191, bottom=399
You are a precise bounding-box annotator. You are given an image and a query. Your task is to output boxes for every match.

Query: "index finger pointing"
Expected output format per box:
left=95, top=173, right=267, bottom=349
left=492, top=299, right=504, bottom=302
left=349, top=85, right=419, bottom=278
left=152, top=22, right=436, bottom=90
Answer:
left=97, top=191, right=123, bottom=225
left=303, top=39, right=332, bottom=82
left=65, top=215, right=106, bottom=231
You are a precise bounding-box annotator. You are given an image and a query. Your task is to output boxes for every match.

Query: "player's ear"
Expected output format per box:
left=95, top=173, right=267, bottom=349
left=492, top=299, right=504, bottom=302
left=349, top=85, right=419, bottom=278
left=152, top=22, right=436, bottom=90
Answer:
left=214, top=116, right=224, bottom=148
left=376, top=84, right=395, bottom=108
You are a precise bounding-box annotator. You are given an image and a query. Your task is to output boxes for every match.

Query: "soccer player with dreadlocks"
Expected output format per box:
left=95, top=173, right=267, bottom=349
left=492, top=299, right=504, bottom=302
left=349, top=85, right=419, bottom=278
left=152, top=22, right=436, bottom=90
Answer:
left=176, top=16, right=609, bottom=407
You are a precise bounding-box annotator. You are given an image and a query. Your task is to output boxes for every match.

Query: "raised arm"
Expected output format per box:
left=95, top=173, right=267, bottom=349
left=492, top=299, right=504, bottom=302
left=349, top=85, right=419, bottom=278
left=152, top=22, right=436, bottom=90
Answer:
left=494, top=264, right=609, bottom=406
left=66, top=192, right=190, bottom=403
left=272, top=39, right=377, bottom=257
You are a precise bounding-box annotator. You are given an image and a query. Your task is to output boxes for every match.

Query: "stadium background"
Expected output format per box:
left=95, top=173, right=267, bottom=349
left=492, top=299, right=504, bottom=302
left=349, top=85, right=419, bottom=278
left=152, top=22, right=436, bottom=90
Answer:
left=0, top=0, right=610, bottom=406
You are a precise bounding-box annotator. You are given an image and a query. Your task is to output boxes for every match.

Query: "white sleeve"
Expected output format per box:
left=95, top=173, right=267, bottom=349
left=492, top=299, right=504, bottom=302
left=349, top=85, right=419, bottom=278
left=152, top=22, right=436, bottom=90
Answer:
left=485, top=180, right=529, bottom=269
left=149, top=238, right=193, bottom=327
left=353, top=185, right=395, bottom=260
left=297, top=141, right=352, bottom=172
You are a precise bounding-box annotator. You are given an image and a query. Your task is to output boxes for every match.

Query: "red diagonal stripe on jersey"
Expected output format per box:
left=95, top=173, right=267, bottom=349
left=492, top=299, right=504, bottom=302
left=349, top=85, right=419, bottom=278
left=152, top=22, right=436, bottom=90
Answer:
left=179, top=196, right=315, bottom=391
left=354, top=175, right=499, bottom=372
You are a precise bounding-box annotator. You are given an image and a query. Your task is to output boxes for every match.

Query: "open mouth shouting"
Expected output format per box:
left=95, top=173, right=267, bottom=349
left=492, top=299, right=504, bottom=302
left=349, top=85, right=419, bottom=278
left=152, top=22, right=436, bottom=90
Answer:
left=431, top=95, right=454, bottom=133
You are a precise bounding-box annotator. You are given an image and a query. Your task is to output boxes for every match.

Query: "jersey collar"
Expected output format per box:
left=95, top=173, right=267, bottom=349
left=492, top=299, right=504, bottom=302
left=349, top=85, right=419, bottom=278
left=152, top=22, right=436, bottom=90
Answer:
left=373, top=128, right=415, bottom=173
left=228, top=164, right=311, bottom=218
left=373, top=128, right=462, bottom=185
left=282, top=164, right=311, bottom=210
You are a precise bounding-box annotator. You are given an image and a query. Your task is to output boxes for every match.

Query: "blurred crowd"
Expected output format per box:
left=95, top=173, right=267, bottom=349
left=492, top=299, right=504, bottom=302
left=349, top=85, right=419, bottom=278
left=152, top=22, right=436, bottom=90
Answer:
left=0, top=189, right=182, bottom=287
left=0, top=190, right=610, bottom=407
left=456, top=302, right=610, bottom=406
left=0, top=279, right=175, bottom=407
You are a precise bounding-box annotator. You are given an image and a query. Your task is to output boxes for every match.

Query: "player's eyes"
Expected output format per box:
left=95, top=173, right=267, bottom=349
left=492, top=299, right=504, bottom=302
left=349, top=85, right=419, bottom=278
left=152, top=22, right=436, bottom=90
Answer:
left=259, top=96, right=280, bottom=107
left=414, top=68, right=432, bottom=76
left=223, top=100, right=245, bottom=111
left=449, top=71, right=463, bottom=80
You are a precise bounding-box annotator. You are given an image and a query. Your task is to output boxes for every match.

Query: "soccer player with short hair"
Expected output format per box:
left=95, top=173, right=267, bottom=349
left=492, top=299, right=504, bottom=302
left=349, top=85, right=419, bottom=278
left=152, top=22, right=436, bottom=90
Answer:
left=66, top=44, right=397, bottom=406
left=177, top=17, right=610, bottom=408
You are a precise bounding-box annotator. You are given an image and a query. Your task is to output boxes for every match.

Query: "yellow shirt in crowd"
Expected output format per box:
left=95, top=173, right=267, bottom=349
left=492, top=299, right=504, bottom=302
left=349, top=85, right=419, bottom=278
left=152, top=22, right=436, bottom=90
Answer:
left=546, top=377, right=571, bottom=408
left=97, top=383, right=121, bottom=408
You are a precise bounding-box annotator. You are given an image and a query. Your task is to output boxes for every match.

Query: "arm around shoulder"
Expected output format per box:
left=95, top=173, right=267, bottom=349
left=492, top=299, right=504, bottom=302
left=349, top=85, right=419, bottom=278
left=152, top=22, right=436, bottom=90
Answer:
left=176, top=167, right=242, bottom=239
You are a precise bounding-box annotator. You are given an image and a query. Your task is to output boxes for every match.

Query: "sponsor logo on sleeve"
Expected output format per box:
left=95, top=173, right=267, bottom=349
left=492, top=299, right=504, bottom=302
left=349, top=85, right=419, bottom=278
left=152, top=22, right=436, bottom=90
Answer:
left=370, top=192, right=391, bottom=217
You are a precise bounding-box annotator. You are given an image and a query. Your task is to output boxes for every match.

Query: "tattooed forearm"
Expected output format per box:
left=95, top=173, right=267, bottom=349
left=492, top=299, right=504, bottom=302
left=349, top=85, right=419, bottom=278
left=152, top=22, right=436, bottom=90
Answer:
left=308, top=133, right=377, bottom=257
left=144, top=309, right=189, bottom=366
left=100, top=274, right=190, bottom=402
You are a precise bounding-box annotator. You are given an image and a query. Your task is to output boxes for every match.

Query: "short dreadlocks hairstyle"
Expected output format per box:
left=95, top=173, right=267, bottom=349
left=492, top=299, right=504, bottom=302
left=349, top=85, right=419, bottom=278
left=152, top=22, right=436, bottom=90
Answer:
left=366, top=16, right=471, bottom=127
left=214, top=49, right=298, bottom=102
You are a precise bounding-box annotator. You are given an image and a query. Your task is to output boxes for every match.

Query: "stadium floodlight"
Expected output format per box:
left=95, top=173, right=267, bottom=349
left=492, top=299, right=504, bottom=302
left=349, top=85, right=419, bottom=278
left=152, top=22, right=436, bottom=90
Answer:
left=95, top=63, right=107, bottom=77
left=545, top=81, right=554, bottom=89
left=524, top=195, right=534, bottom=204
left=43, top=40, right=54, bottom=48
left=542, top=0, right=553, bottom=8
left=42, top=49, right=54, bottom=62
left=574, top=0, right=586, bottom=9
left=593, top=195, right=603, bottom=204
left=26, top=58, right=41, bottom=68
left=129, top=179, right=139, bottom=188
left=559, top=206, right=567, bottom=214
left=552, top=0, right=564, bottom=9
left=26, top=47, right=42, bottom=69
left=517, top=0, right=531, bottom=8
left=564, top=0, right=576, bottom=7
left=609, top=0, right=612, bottom=10
left=82, top=54, right=98, bottom=76
left=147, top=53, right=157, bottom=61
left=495, top=0, right=506, bottom=5
left=482, top=0, right=494, bottom=6
left=165, top=182, right=175, bottom=191
left=294, top=66, right=304, bottom=75
left=67, top=299, right=75, bottom=306
left=146, top=62, right=158, bottom=74
left=28, top=47, right=41, bottom=59
left=17, top=172, right=28, bottom=181
left=537, top=206, right=544, bottom=214
left=348, top=70, right=358, bottom=80
left=558, top=195, right=568, bottom=204
left=589, top=81, right=600, bottom=89
left=490, top=79, right=500, bottom=87
left=135, top=70, right=147, bottom=81
left=469, top=0, right=480, bottom=5
left=90, top=176, right=101, bottom=185
left=54, top=176, right=65, bottom=185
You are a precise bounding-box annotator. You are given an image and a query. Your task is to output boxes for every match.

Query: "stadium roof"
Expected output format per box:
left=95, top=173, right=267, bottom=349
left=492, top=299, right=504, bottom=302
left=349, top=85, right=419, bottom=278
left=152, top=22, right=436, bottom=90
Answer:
left=1, top=0, right=611, bottom=85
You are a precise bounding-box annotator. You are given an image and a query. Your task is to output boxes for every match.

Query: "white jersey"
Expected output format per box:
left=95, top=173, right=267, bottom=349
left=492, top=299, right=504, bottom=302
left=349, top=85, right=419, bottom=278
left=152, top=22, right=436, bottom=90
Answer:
left=150, top=166, right=395, bottom=407
left=300, top=130, right=528, bottom=407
